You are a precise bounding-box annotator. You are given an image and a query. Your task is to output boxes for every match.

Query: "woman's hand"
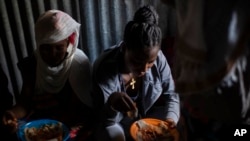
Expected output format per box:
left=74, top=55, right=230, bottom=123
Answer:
left=107, top=92, right=136, bottom=113
left=2, top=110, right=18, bottom=133
left=166, top=118, right=176, bottom=128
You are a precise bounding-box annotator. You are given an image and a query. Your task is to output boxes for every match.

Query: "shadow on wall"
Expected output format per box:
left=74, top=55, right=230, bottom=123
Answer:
left=0, top=65, right=14, bottom=115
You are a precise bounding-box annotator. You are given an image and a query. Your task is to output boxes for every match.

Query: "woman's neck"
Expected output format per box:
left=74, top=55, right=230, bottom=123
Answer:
left=118, top=56, right=130, bottom=75
left=119, top=59, right=134, bottom=86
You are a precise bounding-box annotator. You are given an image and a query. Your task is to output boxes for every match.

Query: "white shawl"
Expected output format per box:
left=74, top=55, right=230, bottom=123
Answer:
left=34, top=10, right=93, bottom=107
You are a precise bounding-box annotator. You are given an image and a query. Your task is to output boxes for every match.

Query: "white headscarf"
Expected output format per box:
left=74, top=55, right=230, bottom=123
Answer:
left=34, top=10, right=80, bottom=94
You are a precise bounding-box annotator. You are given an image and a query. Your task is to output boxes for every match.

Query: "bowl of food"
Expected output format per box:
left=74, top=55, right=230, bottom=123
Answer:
left=17, top=119, right=70, bottom=141
left=130, top=118, right=179, bottom=141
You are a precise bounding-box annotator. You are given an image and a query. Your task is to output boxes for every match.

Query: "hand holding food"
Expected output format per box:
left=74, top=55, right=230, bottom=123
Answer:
left=107, top=92, right=136, bottom=113
left=165, top=118, right=176, bottom=128
left=2, top=110, right=18, bottom=133
left=127, top=103, right=138, bottom=119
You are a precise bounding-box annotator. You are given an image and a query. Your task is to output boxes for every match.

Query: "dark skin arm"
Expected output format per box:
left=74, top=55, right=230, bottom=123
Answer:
left=2, top=69, right=34, bottom=133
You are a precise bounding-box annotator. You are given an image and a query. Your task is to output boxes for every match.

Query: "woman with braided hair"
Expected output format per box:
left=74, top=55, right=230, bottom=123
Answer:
left=92, top=5, right=180, bottom=141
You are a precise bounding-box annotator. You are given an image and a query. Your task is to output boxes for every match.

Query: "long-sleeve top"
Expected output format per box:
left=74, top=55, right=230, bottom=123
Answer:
left=92, top=43, right=180, bottom=124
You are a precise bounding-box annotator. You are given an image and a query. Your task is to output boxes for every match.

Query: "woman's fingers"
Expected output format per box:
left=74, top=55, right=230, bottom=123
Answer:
left=2, top=110, right=18, bottom=133
left=165, top=118, right=176, bottom=128
left=123, top=94, right=136, bottom=110
left=4, top=111, right=16, bottom=122
left=108, top=92, right=137, bottom=112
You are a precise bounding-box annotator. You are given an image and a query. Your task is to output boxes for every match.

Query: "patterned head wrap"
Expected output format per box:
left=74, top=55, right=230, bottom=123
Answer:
left=34, top=10, right=81, bottom=94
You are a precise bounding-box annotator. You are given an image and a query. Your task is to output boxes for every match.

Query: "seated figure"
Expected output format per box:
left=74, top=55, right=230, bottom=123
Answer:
left=2, top=10, right=94, bottom=140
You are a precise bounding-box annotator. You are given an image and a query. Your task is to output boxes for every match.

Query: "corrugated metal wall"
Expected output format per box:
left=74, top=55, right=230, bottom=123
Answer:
left=0, top=0, right=176, bottom=103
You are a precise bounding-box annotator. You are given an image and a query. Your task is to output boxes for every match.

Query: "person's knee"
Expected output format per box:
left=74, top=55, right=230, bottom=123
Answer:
left=106, top=124, right=125, bottom=140
left=94, top=123, right=125, bottom=141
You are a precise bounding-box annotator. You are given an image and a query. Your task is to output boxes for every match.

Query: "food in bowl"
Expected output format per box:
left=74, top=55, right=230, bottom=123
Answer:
left=135, top=119, right=174, bottom=141
left=24, top=122, right=63, bottom=141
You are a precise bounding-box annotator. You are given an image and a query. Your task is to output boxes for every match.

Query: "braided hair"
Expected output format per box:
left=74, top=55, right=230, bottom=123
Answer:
left=123, top=5, right=162, bottom=50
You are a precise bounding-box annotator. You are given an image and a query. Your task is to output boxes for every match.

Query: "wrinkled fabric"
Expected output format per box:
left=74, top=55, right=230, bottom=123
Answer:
left=172, top=0, right=250, bottom=124
left=92, top=43, right=180, bottom=140
left=93, top=43, right=180, bottom=124
left=34, top=10, right=92, bottom=107
left=35, top=10, right=80, bottom=94
left=173, top=0, right=250, bottom=93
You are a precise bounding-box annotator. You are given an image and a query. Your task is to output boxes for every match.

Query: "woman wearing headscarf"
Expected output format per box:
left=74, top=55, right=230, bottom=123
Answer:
left=2, top=10, right=93, bottom=136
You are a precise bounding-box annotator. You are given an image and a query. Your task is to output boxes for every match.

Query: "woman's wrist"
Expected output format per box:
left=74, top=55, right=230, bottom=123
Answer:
left=104, top=103, right=118, bottom=118
left=165, top=118, right=176, bottom=128
left=11, top=105, right=28, bottom=119
left=109, top=105, right=119, bottom=112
